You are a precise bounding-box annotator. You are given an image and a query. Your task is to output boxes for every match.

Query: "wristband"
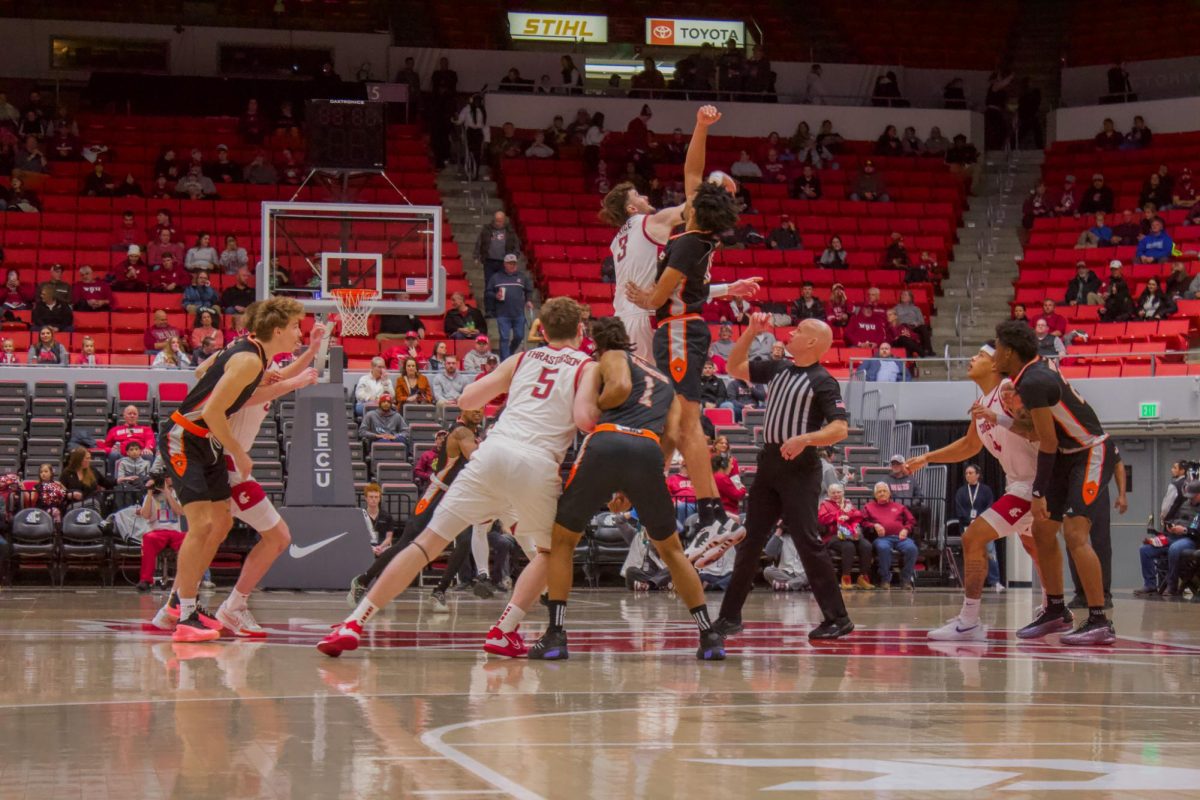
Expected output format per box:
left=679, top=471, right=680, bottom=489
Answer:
left=1033, top=450, right=1056, bottom=497
left=709, top=283, right=730, bottom=298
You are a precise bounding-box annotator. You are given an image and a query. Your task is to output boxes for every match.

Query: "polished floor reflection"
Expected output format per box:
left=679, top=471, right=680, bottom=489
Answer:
left=2, top=587, right=1200, bottom=799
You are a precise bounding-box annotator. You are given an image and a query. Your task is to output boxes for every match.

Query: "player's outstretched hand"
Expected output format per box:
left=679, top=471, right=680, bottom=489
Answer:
left=308, top=322, right=328, bottom=349
left=728, top=277, right=763, bottom=298
left=696, top=105, right=721, bottom=127
left=299, top=367, right=319, bottom=387
left=748, top=312, right=773, bottom=335
left=969, top=403, right=997, bottom=425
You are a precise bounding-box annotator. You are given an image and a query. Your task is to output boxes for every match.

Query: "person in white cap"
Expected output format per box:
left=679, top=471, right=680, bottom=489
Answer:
left=112, top=245, right=149, bottom=291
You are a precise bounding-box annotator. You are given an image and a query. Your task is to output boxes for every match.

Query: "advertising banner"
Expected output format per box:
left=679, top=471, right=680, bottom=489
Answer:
left=509, top=12, right=608, bottom=43
left=646, top=18, right=746, bottom=47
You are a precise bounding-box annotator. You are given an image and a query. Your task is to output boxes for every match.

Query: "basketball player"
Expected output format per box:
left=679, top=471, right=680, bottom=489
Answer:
left=153, top=297, right=306, bottom=642
left=602, top=106, right=731, bottom=361
left=318, top=297, right=599, bottom=658
left=345, top=408, right=486, bottom=606
left=624, top=105, right=761, bottom=555
left=162, top=316, right=328, bottom=638
left=529, top=316, right=726, bottom=661
left=991, top=320, right=1117, bottom=645
left=905, top=342, right=1047, bottom=641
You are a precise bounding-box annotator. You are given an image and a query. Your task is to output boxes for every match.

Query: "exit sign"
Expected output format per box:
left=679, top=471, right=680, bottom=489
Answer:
left=1139, top=402, right=1160, bottom=419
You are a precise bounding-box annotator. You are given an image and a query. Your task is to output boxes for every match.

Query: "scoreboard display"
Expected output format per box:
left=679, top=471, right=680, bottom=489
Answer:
left=305, top=100, right=387, bottom=171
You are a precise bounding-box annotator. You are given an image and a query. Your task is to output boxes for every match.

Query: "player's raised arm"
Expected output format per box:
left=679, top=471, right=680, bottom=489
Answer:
left=726, top=312, right=771, bottom=382
left=573, top=361, right=600, bottom=432
left=458, top=352, right=521, bottom=410
left=907, top=419, right=983, bottom=474
left=683, top=105, right=721, bottom=201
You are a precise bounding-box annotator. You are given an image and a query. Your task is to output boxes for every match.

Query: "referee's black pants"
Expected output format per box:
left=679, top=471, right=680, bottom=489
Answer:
left=719, top=446, right=849, bottom=624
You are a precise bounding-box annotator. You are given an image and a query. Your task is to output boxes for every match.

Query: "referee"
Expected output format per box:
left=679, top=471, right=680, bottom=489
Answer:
left=713, top=314, right=854, bottom=640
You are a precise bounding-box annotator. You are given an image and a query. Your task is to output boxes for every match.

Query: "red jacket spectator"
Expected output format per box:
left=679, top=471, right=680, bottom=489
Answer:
left=112, top=217, right=141, bottom=251
left=714, top=470, right=746, bottom=515
left=144, top=313, right=180, bottom=352
left=1053, top=179, right=1078, bottom=215
left=104, top=418, right=156, bottom=456
left=844, top=304, right=889, bottom=349
left=147, top=238, right=185, bottom=268
left=149, top=259, right=191, bottom=292
left=71, top=272, right=113, bottom=311
left=818, top=497, right=863, bottom=544
left=667, top=472, right=696, bottom=503
left=111, top=257, right=149, bottom=291
left=414, top=446, right=440, bottom=491
left=1030, top=309, right=1068, bottom=339
left=860, top=498, right=917, bottom=537
left=1, top=277, right=32, bottom=310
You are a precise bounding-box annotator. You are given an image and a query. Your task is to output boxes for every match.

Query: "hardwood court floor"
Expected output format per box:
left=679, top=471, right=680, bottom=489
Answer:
left=2, top=586, right=1200, bottom=799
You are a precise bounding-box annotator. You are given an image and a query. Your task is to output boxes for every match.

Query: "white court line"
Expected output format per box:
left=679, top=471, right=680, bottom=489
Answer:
left=419, top=700, right=1200, bottom=800
left=451, top=740, right=1200, bottom=748
left=411, top=791, right=507, bottom=796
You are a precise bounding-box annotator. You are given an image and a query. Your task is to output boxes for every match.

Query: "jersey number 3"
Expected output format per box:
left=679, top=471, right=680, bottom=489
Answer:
left=531, top=367, right=560, bottom=399
left=616, top=235, right=628, bottom=262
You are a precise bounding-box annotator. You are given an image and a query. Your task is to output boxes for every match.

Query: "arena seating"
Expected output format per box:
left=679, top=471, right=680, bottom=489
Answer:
left=1064, top=0, right=1200, bottom=65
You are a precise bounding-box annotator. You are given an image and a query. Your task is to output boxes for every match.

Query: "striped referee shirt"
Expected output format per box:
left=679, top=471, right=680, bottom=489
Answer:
left=749, top=359, right=848, bottom=445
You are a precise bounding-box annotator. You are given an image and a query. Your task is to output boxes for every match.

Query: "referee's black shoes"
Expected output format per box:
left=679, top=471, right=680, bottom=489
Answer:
left=808, top=617, right=855, bottom=640
left=711, top=617, right=743, bottom=637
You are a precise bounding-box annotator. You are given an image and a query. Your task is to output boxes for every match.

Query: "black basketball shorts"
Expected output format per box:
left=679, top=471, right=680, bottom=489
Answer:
left=160, top=423, right=231, bottom=506
left=653, top=316, right=710, bottom=403
left=1047, top=439, right=1116, bottom=523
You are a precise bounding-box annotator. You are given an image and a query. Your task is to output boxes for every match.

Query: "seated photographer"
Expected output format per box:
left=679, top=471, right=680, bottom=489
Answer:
left=819, top=482, right=872, bottom=589
left=136, top=475, right=185, bottom=592
left=1137, top=474, right=1200, bottom=597
left=861, top=481, right=919, bottom=590
left=763, top=523, right=810, bottom=592
left=618, top=509, right=673, bottom=591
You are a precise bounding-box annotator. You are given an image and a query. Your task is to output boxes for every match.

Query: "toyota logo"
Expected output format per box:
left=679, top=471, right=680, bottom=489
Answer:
left=653, top=24, right=672, bottom=38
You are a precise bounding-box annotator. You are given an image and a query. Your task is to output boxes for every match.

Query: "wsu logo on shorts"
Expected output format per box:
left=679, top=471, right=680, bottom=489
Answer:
left=649, top=19, right=675, bottom=45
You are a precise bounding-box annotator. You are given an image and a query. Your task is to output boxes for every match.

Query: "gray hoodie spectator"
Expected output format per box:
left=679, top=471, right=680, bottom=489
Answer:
left=358, top=395, right=411, bottom=446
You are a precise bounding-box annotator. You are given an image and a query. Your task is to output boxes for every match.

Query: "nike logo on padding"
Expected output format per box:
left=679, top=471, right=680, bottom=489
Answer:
left=289, top=532, right=350, bottom=558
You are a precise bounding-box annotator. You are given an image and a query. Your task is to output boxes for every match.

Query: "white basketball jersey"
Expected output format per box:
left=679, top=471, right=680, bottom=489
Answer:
left=489, top=346, right=591, bottom=462
left=227, top=361, right=280, bottom=451
left=975, top=384, right=1038, bottom=485
left=611, top=213, right=663, bottom=320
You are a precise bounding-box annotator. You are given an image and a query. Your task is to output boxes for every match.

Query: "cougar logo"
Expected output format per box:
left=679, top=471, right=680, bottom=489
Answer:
left=238, top=492, right=251, bottom=506
left=1009, top=507, right=1023, bottom=519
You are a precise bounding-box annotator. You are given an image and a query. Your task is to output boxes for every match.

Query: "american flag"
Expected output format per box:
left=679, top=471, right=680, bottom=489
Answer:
left=404, top=277, right=429, bottom=293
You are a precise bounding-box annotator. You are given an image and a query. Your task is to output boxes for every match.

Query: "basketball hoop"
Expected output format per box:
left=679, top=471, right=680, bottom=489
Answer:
left=330, top=288, right=378, bottom=337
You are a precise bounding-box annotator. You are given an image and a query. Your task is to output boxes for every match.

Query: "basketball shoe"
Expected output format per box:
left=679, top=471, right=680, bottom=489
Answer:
left=346, top=575, right=367, bottom=608
left=317, top=621, right=364, bottom=657
left=693, top=518, right=746, bottom=569
left=152, top=592, right=221, bottom=632
left=472, top=574, right=499, bottom=599
left=528, top=628, right=568, bottom=660
left=215, top=601, right=267, bottom=638
left=696, top=629, right=726, bottom=660
left=174, top=611, right=221, bottom=643
left=1015, top=604, right=1074, bottom=639
left=1060, top=616, right=1116, bottom=646
left=927, top=617, right=988, bottom=642
left=483, top=626, right=528, bottom=657
left=430, top=589, right=450, bottom=613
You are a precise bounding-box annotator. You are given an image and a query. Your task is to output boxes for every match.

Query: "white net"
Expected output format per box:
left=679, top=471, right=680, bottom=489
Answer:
left=331, top=289, right=378, bottom=337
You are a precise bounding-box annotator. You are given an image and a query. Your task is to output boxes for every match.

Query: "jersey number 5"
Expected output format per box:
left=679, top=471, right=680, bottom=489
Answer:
left=531, top=367, right=560, bottom=399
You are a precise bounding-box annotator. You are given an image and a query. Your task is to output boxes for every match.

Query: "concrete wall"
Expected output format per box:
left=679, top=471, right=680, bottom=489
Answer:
left=1061, top=56, right=1200, bottom=108
left=1053, top=96, right=1200, bottom=143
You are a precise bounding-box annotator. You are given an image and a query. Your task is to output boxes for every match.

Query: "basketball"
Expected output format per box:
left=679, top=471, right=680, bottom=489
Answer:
left=707, top=170, right=738, bottom=194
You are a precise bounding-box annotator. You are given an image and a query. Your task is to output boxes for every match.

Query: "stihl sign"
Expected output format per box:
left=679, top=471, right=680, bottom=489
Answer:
left=508, top=12, right=608, bottom=43
left=646, top=18, right=745, bottom=47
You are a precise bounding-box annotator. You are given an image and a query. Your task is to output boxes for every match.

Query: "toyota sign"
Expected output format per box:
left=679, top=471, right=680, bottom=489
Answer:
left=646, top=18, right=745, bottom=47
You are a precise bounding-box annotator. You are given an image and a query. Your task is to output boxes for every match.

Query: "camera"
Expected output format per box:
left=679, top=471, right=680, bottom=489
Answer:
left=147, top=470, right=167, bottom=493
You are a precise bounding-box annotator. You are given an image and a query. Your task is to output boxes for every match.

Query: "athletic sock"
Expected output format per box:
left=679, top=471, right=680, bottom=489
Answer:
left=1045, top=594, right=1065, bottom=611
left=1088, top=607, right=1107, bottom=623
left=697, top=500, right=715, bottom=528
left=348, top=598, right=379, bottom=628
left=547, top=600, right=567, bottom=631
left=690, top=604, right=712, bottom=632
left=709, top=499, right=729, bottom=524
left=496, top=603, right=525, bottom=634
left=227, top=589, right=251, bottom=610
left=470, top=524, right=491, bottom=578
left=178, top=596, right=197, bottom=620
left=959, top=597, right=982, bottom=626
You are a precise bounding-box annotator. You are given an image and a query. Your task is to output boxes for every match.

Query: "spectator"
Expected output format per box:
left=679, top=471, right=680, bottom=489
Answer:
left=243, top=151, right=278, bottom=184
left=135, top=477, right=185, bottom=591
left=1079, top=173, right=1114, bottom=215
left=111, top=246, right=149, bottom=291
left=31, top=463, right=67, bottom=524
left=358, top=394, right=411, bottom=448
left=1141, top=479, right=1200, bottom=597
left=1022, top=182, right=1052, bottom=230
left=111, top=210, right=141, bottom=252
left=1034, top=318, right=1066, bottom=357
left=487, top=254, right=533, bottom=358
left=893, top=288, right=931, bottom=348
left=0, top=338, right=19, bottom=364
left=6, top=175, right=41, bottom=211
left=1094, top=118, right=1123, bottom=151
left=1052, top=175, right=1078, bottom=216
left=901, top=126, right=924, bottom=155
left=147, top=229, right=184, bottom=268
left=826, top=283, right=851, bottom=328
left=471, top=355, right=506, bottom=407
left=61, top=447, right=113, bottom=510
left=190, top=309, right=223, bottom=351
left=844, top=288, right=888, bottom=350
left=185, top=233, right=218, bottom=272
left=104, top=405, right=155, bottom=471
left=414, top=431, right=448, bottom=491
left=1031, top=298, right=1068, bottom=338
left=444, top=292, right=487, bottom=340
left=0, top=91, right=17, bottom=124
left=943, top=77, right=967, bottom=109
left=37, top=263, right=70, bottom=304
left=695, top=323, right=734, bottom=371
left=220, top=267, right=254, bottom=315
left=80, top=161, right=115, bottom=196
left=474, top=212, right=520, bottom=314
left=431, top=355, right=471, bottom=407
left=791, top=164, right=822, bottom=200
left=463, top=335, right=492, bottom=372
left=874, top=125, right=903, bottom=156
left=1164, top=261, right=1192, bottom=299
left=767, top=215, right=801, bottom=250
left=1076, top=212, right=1113, bottom=248
left=791, top=282, right=825, bottom=322
left=175, top=163, right=217, bottom=199
left=73, top=335, right=102, bottom=365
left=376, top=308, right=426, bottom=347
left=395, top=357, right=434, bottom=405
left=883, top=231, right=910, bottom=269
left=1109, top=208, right=1140, bottom=245
left=1124, top=115, right=1152, bottom=150
left=525, top=130, right=555, bottom=159
left=1139, top=172, right=1172, bottom=211
left=382, top=333, right=421, bottom=370
left=31, top=285, right=73, bottom=333
left=194, top=335, right=221, bottom=361
left=699, top=360, right=737, bottom=414
left=277, top=149, right=304, bottom=185
left=711, top=454, right=745, bottom=517
left=149, top=253, right=189, bottom=293
left=886, top=308, right=928, bottom=357
left=1097, top=280, right=1134, bottom=322
left=239, top=99, right=267, bottom=144
left=820, top=235, right=849, bottom=268
left=819, top=483, right=871, bottom=589
left=1136, top=219, right=1174, bottom=264
left=862, top=482, right=919, bottom=589
left=14, top=135, right=47, bottom=177
left=954, top=464, right=1002, bottom=589
left=730, top=150, right=762, bottom=181
left=143, top=309, right=180, bottom=354
left=151, top=337, right=191, bottom=369
left=944, top=134, right=980, bottom=182
left=27, top=326, right=68, bottom=364
left=925, top=126, right=951, bottom=157
left=803, top=63, right=826, bottom=103
left=361, top=481, right=398, bottom=556
left=857, top=342, right=911, bottom=382
left=490, top=121, right=524, bottom=162
left=560, top=55, right=583, bottom=94
left=215, top=235, right=249, bottom=275
left=182, top=270, right=218, bottom=316
left=1101, top=260, right=1127, bottom=295
left=113, top=173, right=143, bottom=198
left=210, top=144, right=240, bottom=184
left=2, top=268, right=31, bottom=312
left=148, top=175, right=173, bottom=199
left=354, top=357, right=393, bottom=416
left=1140, top=203, right=1163, bottom=237
left=849, top=160, right=889, bottom=202
left=1172, top=167, right=1196, bottom=210
left=115, top=441, right=151, bottom=491
left=667, top=462, right=698, bottom=532
left=1136, top=277, right=1176, bottom=320
left=871, top=71, right=904, bottom=106
left=747, top=329, right=776, bottom=362
left=1065, top=261, right=1102, bottom=306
